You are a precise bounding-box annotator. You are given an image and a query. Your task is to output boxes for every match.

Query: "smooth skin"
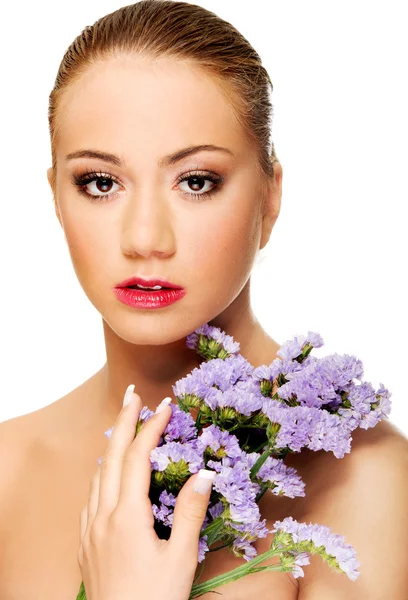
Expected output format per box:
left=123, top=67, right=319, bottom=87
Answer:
left=79, top=391, right=213, bottom=600
left=47, top=54, right=283, bottom=427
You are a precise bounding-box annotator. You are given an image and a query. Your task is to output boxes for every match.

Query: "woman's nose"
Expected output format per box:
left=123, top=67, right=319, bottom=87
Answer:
left=120, top=188, right=176, bottom=259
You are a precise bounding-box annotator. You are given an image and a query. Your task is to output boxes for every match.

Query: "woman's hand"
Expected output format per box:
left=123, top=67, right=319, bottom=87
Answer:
left=78, top=385, right=215, bottom=600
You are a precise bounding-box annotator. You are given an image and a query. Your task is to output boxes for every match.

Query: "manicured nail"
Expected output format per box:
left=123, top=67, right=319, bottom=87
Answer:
left=123, top=384, right=135, bottom=407
left=193, top=469, right=216, bottom=494
left=155, top=397, right=172, bottom=414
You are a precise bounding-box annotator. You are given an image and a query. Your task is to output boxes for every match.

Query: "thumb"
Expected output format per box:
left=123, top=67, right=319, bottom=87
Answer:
left=168, top=469, right=216, bottom=560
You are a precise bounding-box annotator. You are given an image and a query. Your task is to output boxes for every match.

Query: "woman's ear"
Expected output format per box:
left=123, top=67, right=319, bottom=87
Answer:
left=259, top=161, right=283, bottom=251
left=47, top=167, right=54, bottom=193
left=47, top=167, right=62, bottom=227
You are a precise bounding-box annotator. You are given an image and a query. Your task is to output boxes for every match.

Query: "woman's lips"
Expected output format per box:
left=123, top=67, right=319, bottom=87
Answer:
left=115, top=276, right=182, bottom=289
left=113, top=286, right=186, bottom=309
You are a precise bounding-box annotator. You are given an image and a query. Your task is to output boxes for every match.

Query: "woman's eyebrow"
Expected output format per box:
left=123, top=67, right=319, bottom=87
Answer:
left=65, top=144, right=234, bottom=167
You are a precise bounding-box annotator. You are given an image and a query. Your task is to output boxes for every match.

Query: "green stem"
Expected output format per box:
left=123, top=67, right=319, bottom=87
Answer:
left=255, top=483, right=269, bottom=503
left=189, top=543, right=297, bottom=598
left=200, top=514, right=225, bottom=545
left=252, top=440, right=269, bottom=454
left=195, top=410, right=202, bottom=432
left=206, top=540, right=233, bottom=552
left=249, top=447, right=271, bottom=479
left=193, top=560, right=206, bottom=585
left=76, top=581, right=86, bottom=600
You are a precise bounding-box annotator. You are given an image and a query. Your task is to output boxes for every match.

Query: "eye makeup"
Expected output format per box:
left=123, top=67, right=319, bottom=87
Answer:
left=71, top=167, right=224, bottom=203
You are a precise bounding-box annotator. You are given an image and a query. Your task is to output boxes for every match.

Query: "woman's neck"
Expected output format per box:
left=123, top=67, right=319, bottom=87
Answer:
left=96, top=306, right=280, bottom=426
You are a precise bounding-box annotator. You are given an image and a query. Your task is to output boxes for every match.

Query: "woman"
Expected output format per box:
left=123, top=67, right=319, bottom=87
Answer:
left=0, top=1, right=407, bottom=599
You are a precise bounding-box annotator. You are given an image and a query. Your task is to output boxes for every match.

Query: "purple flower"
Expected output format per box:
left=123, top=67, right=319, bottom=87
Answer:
left=150, top=440, right=204, bottom=473
left=196, top=424, right=243, bottom=462
left=262, top=400, right=352, bottom=458
left=253, top=357, right=303, bottom=384
left=186, top=323, right=241, bottom=356
left=163, top=403, right=198, bottom=443
left=272, top=516, right=360, bottom=581
left=277, top=331, right=324, bottom=361
left=210, top=461, right=261, bottom=524
left=243, top=452, right=306, bottom=499
left=209, top=500, right=225, bottom=520
left=231, top=536, right=258, bottom=561
left=151, top=501, right=174, bottom=527
left=338, top=382, right=392, bottom=431
left=290, top=551, right=311, bottom=578
left=277, top=353, right=365, bottom=410
left=199, top=354, right=254, bottom=388
left=198, top=536, right=209, bottom=563
left=202, top=384, right=264, bottom=416
left=104, top=426, right=114, bottom=441
left=139, top=406, right=155, bottom=421
left=159, top=489, right=177, bottom=507
left=172, top=369, right=209, bottom=407
left=226, top=516, right=270, bottom=543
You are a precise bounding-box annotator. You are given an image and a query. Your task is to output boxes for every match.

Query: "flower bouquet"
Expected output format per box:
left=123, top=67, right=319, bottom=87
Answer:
left=76, top=324, right=391, bottom=599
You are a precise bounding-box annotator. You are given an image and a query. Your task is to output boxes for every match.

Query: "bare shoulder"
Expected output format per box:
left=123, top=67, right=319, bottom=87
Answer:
left=349, top=416, right=408, bottom=451
left=0, top=391, right=77, bottom=499
left=295, top=419, right=408, bottom=599
left=0, top=398, right=60, bottom=452
left=0, top=400, right=55, bottom=460
left=0, top=409, right=37, bottom=457
left=0, top=411, right=38, bottom=516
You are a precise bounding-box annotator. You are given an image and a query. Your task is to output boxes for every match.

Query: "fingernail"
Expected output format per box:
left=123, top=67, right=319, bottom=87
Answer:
left=155, top=397, right=172, bottom=414
left=123, top=384, right=135, bottom=407
left=193, top=469, right=216, bottom=495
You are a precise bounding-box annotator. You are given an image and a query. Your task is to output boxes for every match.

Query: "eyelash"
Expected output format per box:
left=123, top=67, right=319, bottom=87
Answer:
left=71, top=169, right=224, bottom=203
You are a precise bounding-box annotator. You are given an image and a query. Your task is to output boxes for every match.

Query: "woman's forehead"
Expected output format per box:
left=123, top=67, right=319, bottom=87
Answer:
left=55, top=56, right=247, bottom=160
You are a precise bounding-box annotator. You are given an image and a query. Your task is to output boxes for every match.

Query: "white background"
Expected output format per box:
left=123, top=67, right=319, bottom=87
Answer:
left=0, top=1, right=406, bottom=436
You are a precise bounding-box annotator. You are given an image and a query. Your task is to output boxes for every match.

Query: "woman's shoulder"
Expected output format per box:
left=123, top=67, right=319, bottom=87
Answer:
left=0, top=391, right=77, bottom=490
left=349, top=416, right=407, bottom=451
left=0, top=411, right=39, bottom=520
left=281, top=418, right=408, bottom=528
left=0, top=408, right=40, bottom=461
left=286, top=419, right=408, bottom=598
left=0, top=395, right=64, bottom=451
left=0, top=370, right=101, bottom=456
left=317, top=419, right=407, bottom=501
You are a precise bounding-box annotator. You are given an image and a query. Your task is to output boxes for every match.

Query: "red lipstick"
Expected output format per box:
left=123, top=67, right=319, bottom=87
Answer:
left=113, top=276, right=186, bottom=309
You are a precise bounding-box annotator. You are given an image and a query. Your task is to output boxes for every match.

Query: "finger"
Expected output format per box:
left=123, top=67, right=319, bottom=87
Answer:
left=97, top=384, right=142, bottom=518
left=79, top=505, right=87, bottom=543
left=78, top=506, right=88, bottom=566
left=86, top=466, right=102, bottom=529
left=168, top=469, right=216, bottom=563
left=116, top=397, right=173, bottom=520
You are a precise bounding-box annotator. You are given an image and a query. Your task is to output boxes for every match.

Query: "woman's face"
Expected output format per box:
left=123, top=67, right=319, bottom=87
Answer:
left=49, top=55, right=281, bottom=345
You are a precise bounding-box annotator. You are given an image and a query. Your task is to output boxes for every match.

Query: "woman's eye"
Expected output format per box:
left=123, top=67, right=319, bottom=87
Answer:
left=177, top=172, right=223, bottom=200
left=86, top=177, right=120, bottom=197
left=72, top=171, right=122, bottom=201
left=73, top=170, right=223, bottom=202
left=75, top=174, right=121, bottom=200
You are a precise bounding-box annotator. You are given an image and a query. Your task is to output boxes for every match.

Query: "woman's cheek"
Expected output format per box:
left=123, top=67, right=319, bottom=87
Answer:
left=187, top=206, right=259, bottom=285
left=59, top=208, right=108, bottom=286
left=64, top=220, right=93, bottom=267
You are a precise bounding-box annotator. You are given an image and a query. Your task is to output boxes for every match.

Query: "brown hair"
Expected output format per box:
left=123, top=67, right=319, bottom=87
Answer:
left=48, top=0, right=279, bottom=199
